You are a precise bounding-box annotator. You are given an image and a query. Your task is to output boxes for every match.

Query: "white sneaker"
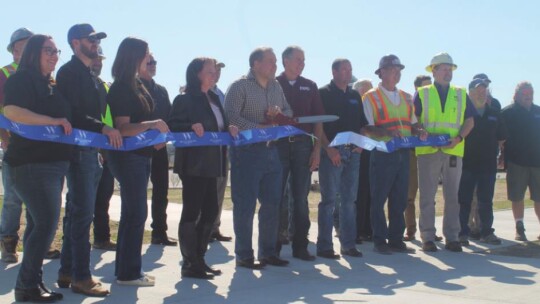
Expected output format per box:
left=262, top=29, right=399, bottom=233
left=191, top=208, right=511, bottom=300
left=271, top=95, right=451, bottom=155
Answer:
left=141, top=272, right=155, bottom=281
left=117, top=274, right=155, bottom=286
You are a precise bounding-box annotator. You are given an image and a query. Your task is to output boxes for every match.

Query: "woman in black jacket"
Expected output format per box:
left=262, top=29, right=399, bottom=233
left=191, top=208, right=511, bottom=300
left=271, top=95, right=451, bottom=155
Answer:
left=168, top=57, right=237, bottom=279
left=3, top=34, right=71, bottom=303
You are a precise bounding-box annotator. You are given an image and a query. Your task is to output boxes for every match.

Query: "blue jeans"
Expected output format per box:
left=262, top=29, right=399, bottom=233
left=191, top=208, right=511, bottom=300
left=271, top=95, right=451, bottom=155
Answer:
left=107, top=151, right=151, bottom=280
left=230, top=143, right=282, bottom=261
left=0, top=164, right=23, bottom=240
left=59, top=147, right=102, bottom=282
left=317, top=146, right=360, bottom=252
left=458, top=169, right=496, bottom=237
left=276, top=136, right=313, bottom=252
left=5, top=161, right=69, bottom=289
left=369, top=149, right=409, bottom=245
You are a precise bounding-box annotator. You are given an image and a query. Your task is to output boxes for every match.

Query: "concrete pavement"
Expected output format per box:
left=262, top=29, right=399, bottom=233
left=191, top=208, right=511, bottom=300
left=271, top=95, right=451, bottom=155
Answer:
left=1, top=195, right=539, bottom=303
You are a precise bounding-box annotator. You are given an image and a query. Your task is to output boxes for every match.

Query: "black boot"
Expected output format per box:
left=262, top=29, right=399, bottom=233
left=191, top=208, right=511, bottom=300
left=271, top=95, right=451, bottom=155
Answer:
left=179, top=222, right=214, bottom=279
left=198, top=223, right=222, bottom=276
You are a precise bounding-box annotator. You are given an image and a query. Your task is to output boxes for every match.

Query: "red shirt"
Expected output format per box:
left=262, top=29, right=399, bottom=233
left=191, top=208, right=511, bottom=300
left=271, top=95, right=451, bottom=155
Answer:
left=276, top=73, right=325, bottom=133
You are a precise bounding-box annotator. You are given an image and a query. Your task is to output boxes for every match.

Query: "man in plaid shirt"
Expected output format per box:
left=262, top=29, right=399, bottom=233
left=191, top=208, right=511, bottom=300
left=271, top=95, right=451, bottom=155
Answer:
left=225, top=47, right=292, bottom=269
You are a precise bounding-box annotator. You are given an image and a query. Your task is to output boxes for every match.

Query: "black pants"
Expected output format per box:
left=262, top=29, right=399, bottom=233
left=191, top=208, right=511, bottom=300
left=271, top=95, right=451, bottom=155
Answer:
left=179, top=175, right=219, bottom=225
left=151, top=148, right=169, bottom=237
left=93, top=160, right=114, bottom=242
left=356, top=150, right=372, bottom=238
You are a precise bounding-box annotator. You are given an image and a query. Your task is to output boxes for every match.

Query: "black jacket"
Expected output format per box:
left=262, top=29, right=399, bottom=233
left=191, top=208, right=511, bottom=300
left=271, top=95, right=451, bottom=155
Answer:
left=56, top=55, right=105, bottom=133
left=168, top=90, right=228, bottom=177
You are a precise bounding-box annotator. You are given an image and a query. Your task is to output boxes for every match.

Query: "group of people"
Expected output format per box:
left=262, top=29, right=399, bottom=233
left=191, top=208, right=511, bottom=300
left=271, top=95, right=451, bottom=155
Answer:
left=0, top=23, right=539, bottom=303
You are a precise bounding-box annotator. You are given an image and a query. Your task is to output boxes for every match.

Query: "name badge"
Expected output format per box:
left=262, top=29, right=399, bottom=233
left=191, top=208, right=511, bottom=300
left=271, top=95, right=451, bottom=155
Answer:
left=299, top=86, right=310, bottom=91
left=349, top=99, right=358, bottom=105
left=487, top=116, right=497, bottom=121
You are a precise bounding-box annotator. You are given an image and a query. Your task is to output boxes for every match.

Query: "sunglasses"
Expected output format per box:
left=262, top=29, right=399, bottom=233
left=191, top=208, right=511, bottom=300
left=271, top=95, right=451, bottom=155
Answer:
left=147, top=60, right=157, bottom=66
left=83, top=36, right=101, bottom=44
left=42, top=47, right=61, bottom=56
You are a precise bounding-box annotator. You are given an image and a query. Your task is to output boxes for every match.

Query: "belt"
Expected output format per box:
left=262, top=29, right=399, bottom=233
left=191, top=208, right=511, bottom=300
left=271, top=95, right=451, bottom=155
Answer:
left=280, top=135, right=311, bottom=143
left=247, top=141, right=277, bottom=148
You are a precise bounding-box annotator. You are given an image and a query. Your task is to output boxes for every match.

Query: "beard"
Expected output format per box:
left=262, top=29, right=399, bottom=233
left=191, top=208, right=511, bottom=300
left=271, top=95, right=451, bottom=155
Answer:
left=80, top=43, right=98, bottom=59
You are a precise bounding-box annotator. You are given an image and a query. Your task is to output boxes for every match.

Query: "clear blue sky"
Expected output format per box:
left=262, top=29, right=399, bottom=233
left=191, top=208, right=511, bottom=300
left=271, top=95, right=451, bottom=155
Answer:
left=1, top=0, right=538, bottom=107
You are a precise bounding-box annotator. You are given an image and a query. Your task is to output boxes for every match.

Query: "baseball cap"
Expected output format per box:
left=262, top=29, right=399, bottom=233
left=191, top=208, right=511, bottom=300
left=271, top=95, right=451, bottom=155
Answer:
left=67, top=23, right=107, bottom=45
left=216, top=61, right=225, bottom=68
left=469, top=78, right=488, bottom=90
left=375, top=54, right=404, bottom=75
left=473, top=73, right=491, bottom=83
left=7, top=27, right=34, bottom=53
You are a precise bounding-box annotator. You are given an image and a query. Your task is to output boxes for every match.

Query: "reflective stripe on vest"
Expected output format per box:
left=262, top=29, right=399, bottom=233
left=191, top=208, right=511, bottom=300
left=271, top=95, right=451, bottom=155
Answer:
left=1, top=62, right=18, bottom=78
left=416, top=84, right=466, bottom=157
left=365, top=88, right=412, bottom=142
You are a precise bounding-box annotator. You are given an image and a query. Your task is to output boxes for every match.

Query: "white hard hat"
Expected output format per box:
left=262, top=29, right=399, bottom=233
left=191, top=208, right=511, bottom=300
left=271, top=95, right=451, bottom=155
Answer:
left=426, top=52, right=457, bottom=72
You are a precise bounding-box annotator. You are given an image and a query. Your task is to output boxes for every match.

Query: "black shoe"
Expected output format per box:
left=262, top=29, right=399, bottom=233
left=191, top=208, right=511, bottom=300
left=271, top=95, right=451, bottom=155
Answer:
left=340, top=248, right=363, bottom=257
left=151, top=236, right=178, bottom=246
left=292, top=250, right=316, bottom=261
left=434, top=235, right=443, bottom=242
left=204, top=263, right=222, bottom=276
left=445, top=241, right=463, bottom=252
left=357, top=235, right=373, bottom=242
left=260, top=256, right=289, bottom=267
left=236, top=258, right=265, bottom=270
left=422, top=241, right=438, bottom=252
left=211, top=231, right=232, bottom=242
left=373, top=243, right=392, bottom=255
left=515, top=221, right=527, bottom=241
left=469, top=230, right=481, bottom=241
left=317, top=250, right=340, bottom=259
left=15, top=283, right=63, bottom=303
left=39, top=282, right=63, bottom=301
left=181, top=267, right=214, bottom=279
left=44, top=249, right=60, bottom=260
left=388, top=241, right=415, bottom=253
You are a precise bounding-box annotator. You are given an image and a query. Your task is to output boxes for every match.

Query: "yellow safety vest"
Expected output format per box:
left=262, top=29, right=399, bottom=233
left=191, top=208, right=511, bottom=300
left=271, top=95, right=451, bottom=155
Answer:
left=364, top=87, right=412, bottom=142
left=1, top=62, right=18, bottom=114
left=100, top=82, right=113, bottom=127
left=415, top=84, right=466, bottom=157
left=0, top=62, right=17, bottom=78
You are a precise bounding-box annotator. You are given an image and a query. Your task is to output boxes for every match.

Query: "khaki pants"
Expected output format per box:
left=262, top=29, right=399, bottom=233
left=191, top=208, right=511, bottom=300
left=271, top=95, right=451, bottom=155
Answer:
left=405, top=150, right=418, bottom=236
left=418, top=150, right=462, bottom=243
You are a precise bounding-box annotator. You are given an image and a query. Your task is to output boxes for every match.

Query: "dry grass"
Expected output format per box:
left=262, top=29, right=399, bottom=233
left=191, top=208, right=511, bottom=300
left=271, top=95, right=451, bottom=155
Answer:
left=3, top=178, right=532, bottom=251
left=143, top=178, right=532, bottom=222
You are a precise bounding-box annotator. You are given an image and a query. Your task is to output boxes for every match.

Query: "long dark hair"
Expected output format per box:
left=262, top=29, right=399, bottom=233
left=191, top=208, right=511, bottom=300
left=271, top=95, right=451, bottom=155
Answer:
left=185, top=57, right=215, bottom=94
left=111, top=37, right=153, bottom=113
left=18, top=34, right=51, bottom=77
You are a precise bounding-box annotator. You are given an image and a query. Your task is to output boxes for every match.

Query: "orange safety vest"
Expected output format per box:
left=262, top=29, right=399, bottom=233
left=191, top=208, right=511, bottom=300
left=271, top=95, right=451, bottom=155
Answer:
left=364, top=87, right=412, bottom=141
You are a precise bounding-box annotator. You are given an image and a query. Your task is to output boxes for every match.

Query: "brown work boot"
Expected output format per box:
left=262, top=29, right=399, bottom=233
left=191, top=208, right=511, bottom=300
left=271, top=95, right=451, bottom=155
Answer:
left=71, top=278, right=110, bottom=297
left=44, top=248, right=61, bottom=259
left=92, top=240, right=117, bottom=251
left=0, top=236, right=19, bottom=263
left=57, top=272, right=72, bottom=288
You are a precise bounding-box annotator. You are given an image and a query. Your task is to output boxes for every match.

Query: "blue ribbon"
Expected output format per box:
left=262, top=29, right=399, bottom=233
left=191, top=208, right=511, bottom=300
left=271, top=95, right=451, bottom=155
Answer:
left=0, top=115, right=308, bottom=151
left=329, top=131, right=450, bottom=153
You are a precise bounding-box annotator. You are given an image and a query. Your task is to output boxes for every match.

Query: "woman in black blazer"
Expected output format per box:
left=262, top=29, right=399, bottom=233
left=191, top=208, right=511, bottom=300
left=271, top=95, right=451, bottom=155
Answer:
left=168, top=57, right=237, bottom=279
